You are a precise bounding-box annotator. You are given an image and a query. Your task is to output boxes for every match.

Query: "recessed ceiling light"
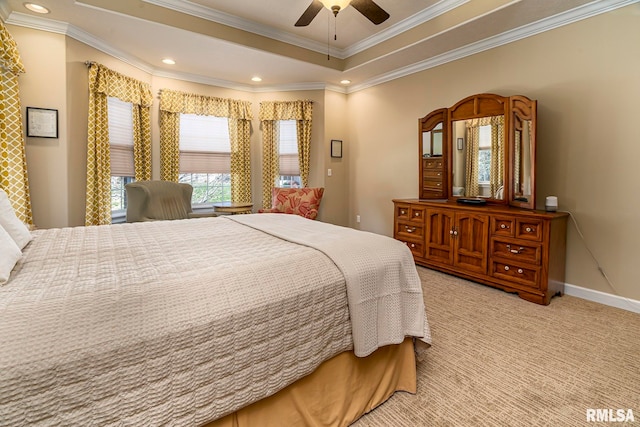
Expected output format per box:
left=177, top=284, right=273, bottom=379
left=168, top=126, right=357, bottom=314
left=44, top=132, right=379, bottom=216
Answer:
left=24, top=3, right=50, bottom=14
left=340, top=79, right=351, bottom=85
left=251, top=76, right=262, bottom=82
left=162, top=58, right=176, bottom=65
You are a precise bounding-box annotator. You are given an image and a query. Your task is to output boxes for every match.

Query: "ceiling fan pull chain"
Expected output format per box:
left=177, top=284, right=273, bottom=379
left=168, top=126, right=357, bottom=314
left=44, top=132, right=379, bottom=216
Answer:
left=327, top=13, right=330, bottom=60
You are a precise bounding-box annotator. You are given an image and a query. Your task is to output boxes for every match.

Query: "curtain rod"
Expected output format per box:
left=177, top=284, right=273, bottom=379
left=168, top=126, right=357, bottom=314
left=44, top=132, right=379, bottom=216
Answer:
left=84, top=60, right=95, bottom=68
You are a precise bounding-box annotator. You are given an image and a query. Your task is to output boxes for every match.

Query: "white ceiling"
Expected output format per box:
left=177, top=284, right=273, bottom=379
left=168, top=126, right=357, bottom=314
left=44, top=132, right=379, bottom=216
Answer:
left=1, top=0, right=635, bottom=92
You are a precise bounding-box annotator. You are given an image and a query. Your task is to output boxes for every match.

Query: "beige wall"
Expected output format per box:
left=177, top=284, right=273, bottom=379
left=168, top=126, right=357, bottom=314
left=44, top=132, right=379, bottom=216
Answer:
left=346, top=6, right=640, bottom=300
left=8, top=5, right=639, bottom=300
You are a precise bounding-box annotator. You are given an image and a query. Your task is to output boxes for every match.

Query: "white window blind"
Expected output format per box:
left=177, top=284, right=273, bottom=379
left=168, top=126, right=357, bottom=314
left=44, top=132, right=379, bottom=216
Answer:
left=279, top=120, right=299, bottom=176
left=108, top=97, right=134, bottom=176
left=179, top=114, right=231, bottom=174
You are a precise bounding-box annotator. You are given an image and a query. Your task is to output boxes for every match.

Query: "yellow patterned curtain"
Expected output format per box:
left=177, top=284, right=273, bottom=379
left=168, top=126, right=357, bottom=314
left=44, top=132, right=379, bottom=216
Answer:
left=260, top=120, right=279, bottom=209
left=489, top=115, right=504, bottom=197
left=159, top=89, right=253, bottom=203
left=258, top=100, right=313, bottom=209
left=0, top=22, right=32, bottom=224
left=85, top=63, right=152, bottom=225
left=464, top=120, right=481, bottom=197
left=464, top=116, right=504, bottom=198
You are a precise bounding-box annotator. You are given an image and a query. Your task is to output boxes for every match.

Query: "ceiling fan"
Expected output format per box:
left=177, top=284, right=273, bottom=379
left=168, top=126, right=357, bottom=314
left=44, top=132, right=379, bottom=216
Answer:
left=295, top=0, right=390, bottom=27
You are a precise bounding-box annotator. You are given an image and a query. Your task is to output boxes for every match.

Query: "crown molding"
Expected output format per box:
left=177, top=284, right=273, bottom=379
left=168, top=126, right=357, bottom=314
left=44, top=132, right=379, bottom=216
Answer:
left=346, top=0, right=640, bottom=93
left=343, top=0, right=468, bottom=57
left=141, top=0, right=340, bottom=57
left=5, top=0, right=637, bottom=95
left=0, top=0, right=11, bottom=22
left=143, top=0, right=470, bottom=60
left=6, top=10, right=336, bottom=93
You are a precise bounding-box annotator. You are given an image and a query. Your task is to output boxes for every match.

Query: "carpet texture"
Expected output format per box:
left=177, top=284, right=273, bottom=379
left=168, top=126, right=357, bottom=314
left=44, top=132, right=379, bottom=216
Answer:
left=353, top=267, right=639, bottom=426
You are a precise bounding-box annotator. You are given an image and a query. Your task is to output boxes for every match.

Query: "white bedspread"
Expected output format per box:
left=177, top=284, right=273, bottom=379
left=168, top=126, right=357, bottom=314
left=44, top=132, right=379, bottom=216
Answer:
left=0, top=214, right=430, bottom=426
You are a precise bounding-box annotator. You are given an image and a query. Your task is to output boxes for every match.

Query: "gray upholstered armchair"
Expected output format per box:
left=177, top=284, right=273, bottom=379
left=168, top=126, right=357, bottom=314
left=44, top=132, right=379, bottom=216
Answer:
left=125, top=181, right=217, bottom=222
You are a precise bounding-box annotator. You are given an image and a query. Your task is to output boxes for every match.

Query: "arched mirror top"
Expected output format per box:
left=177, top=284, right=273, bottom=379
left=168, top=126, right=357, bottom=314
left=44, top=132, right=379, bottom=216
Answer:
left=417, top=93, right=537, bottom=209
left=449, top=93, right=508, bottom=121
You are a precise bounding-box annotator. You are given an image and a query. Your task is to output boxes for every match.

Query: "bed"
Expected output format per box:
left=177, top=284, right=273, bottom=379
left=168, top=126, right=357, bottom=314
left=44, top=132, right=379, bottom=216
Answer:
left=0, top=213, right=431, bottom=426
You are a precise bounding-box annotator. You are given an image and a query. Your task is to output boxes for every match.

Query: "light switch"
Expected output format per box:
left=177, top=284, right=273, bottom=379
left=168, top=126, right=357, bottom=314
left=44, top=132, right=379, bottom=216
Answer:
left=327, top=168, right=332, bottom=176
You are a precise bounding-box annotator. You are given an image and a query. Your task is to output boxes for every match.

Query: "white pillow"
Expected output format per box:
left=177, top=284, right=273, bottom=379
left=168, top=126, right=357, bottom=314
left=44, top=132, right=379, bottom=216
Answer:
left=0, top=224, right=21, bottom=285
left=0, top=189, right=33, bottom=249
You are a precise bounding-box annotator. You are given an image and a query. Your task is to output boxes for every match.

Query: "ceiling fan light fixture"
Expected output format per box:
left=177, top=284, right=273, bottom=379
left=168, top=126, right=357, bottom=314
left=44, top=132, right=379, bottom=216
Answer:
left=319, top=0, right=351, bottom=13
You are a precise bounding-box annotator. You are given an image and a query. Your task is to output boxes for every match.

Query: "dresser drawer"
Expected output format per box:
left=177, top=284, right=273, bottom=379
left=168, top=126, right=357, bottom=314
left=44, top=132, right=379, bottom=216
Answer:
left=490, top=238, right=542, bottom=265
left=516, top=218, right=543, bottom=241
left=423, top=158, right=444, bottom=169
left=424, top=169, right=444, bottom=179
left=396, top=204, right=425, bottom=222
left=397, top=238, right=424, bottom=258
left=423, top=178, right=444, bottom=192
left=491, top=216, right=515, bottom=237
left=396, top=221, right=424, bottom=239
left=491, top=261, right=540, bottom=289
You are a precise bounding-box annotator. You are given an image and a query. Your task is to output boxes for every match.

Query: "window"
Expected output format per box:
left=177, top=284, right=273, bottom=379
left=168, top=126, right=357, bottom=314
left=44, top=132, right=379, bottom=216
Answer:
left=178, top=114, right=231, bottom=206
left=477, top=125, right=492, bottom=183
left=107, top=97, right=134, bottom=216
left=278, top=120, right=300, bottom=187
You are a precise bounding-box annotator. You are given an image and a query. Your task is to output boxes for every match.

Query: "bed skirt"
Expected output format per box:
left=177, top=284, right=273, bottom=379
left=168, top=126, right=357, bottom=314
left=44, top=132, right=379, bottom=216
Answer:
left=202, top=338, right=417, bottom=427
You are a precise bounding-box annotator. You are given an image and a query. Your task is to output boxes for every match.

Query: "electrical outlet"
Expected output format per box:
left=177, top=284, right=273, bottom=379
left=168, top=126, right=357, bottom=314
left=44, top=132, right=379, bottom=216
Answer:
left=356, top=215, right=361, bottom=223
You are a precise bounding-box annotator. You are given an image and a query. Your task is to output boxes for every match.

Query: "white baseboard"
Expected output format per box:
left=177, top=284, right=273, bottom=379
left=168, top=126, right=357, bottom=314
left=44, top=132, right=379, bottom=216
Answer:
left=564, top=283, right=640, bottom=314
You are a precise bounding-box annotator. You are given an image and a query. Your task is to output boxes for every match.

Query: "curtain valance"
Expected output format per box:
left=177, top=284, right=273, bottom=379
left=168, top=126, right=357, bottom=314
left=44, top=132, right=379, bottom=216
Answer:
left=259, top=100, right=313, bottom=121
left=159, top=89, right=253, bottom=120
left=89, top=63, right=152, bottom=107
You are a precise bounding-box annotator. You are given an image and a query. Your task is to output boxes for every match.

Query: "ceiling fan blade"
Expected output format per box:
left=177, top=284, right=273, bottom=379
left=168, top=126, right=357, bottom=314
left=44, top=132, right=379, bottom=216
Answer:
left=295, top=0, right=324, bottom=26
left=350, top=0, right=390, bottom=25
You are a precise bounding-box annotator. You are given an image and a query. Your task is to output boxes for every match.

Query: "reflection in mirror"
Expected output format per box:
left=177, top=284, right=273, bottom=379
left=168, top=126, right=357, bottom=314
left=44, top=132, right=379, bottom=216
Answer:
left=422, top=123, right=443, bottom=157
left=513, top=119, right=533, bottom=202
left=451, top=115, right=505, bottom=199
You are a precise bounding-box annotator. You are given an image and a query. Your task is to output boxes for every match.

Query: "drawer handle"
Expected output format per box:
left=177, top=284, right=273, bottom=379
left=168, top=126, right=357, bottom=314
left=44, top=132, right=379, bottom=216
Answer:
left=500, top=224, right=510, bottom=229
left=414, top=212, right=420, bottom=217
left=400, top=210, right=406, bottom=215
left=405, top=226, right=416, bottom=233
left=410, top=243, right=416, bottom=248
left=506, top=245, right=525, bottom=254
left=525, top=227, right=534, bottom=233
left=517, top=268, right=524, bottom=274
left=504, top=266, right=510, bottom=271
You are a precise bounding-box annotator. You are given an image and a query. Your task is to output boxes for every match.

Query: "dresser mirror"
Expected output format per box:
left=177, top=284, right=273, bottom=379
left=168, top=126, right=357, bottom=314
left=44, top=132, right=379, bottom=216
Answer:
left=418, top=108, right=448, bottom=199
left=450, top=115, right=506, bottom=200
left=508, top=96, right=537, bottom=210
left=418, top=93, right=537, bottom=209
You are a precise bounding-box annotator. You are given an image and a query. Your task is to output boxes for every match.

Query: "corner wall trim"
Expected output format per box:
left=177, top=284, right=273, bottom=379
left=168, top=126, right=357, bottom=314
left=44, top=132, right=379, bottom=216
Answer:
left=564, top=283, right=640, bottom=314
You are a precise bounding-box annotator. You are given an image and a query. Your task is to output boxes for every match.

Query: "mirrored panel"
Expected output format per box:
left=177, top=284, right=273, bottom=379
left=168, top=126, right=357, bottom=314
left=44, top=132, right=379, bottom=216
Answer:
left=450, top=115, right=506, bottom=200
left=512, top=119, right=532, bottom=203
left=422, top=123, right=443, bottom=157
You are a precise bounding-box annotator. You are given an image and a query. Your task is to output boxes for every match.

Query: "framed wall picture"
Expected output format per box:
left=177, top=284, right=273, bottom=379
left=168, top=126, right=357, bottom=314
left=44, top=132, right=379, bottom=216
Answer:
left=331, top=139, right=343, bottom=158
left=26, top=107, right=58, bottom=138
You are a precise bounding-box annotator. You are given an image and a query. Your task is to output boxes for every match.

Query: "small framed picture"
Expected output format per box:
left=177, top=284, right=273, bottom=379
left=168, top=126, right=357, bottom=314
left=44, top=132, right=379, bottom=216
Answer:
left=26, top=107, right=58, bottom=138
left=331, top=139, right=343, bottom=158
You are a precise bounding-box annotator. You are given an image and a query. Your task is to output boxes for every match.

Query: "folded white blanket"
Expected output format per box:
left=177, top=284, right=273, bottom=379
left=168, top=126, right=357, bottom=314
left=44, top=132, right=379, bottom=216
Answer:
left=229, top=214, right=432, bottom=357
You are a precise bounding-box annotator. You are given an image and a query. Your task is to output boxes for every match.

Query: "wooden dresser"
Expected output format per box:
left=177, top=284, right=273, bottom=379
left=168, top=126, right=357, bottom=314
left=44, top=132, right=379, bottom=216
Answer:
left=393, top=199, right=568, bottom=304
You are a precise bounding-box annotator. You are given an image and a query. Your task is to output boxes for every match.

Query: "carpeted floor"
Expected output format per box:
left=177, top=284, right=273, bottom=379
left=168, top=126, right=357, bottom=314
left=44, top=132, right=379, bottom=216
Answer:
left=352, top=267, right=640, bottom=426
